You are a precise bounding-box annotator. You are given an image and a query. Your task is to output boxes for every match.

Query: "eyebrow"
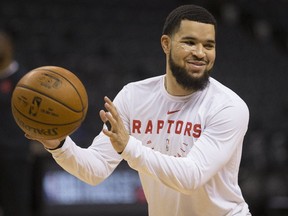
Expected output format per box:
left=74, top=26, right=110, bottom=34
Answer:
left=181, top=36, right=216, bottom=44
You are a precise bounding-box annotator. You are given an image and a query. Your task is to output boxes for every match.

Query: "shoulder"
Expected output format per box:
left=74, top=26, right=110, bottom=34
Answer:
left=206, top=77, right=249, bottom=116
left=202, top=78, right=249, bottom=130
left=121, top=75, right=163, bottom=96
left=125, top=75, right=163, bottom=89
left=113, top=75, right=163, bottom=107
left=209, top=78, right=247, bottom=104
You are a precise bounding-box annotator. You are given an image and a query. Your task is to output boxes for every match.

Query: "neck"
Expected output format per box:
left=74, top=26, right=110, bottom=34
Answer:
left=164, top=73, right=195, bottom=96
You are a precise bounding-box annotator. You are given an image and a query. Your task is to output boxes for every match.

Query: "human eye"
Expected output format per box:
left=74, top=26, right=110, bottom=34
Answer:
left=184, top=41, right=195, bottom=46
left=204, top=43, right=215, bottom=50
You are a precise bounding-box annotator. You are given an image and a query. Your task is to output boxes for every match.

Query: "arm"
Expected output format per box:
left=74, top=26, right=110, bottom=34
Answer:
left=27, top=90, right=134, bottom=186
left=47, top=133, right=122, bottom=186
left=27, top=100, right=124, bottom=186
left=102, top=97, right=249, bottom=194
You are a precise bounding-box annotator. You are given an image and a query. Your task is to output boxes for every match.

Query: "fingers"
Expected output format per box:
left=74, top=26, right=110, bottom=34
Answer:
left=104, top=96, right=112, bottom=104
left=99, top=110, right=108, bottom=123
left=101, top=96, right=119, bottom=131
left=100, top=96, right=120, bottom=136
left=25, top=133, right=42, bottom=142
left=100, top=97, right=115, bottom=123
left=105, top=120, right=112, bottom=131
left=104, top=96, right=118, bottom=119
left=101, top=96, right=129, bottom=153
left=25, top=133, right=65, bottom=149
left=25, top=133, right=32, bottom=140
left=99, top=110, right=112, bottom=130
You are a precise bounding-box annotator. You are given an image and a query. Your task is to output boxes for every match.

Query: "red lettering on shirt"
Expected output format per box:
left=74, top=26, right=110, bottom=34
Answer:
left=184, top=122, right=192, bottom=136
left=132, top=120, right=141, bottom=133
left=132, top=119, right=202, bottom=138
left=175, top=120, right=183, bottom=134
left=157, top=120, right=164, bottom=134
left=193, top=124, right=202, bottom=138
left=167, top=120, right=174, bottom=133
left=145, top=120, right=153, bottom=134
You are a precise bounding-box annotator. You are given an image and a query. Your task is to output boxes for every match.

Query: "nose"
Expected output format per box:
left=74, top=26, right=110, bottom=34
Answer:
left=192, top=44, right=206, bottom=58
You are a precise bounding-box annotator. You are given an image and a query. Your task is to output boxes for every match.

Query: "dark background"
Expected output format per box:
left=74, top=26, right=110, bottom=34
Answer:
left=1, top=0, right=288, bottom=215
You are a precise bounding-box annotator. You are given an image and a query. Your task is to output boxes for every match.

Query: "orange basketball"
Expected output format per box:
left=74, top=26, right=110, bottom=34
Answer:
left=11, top=66, right=88, bottom=140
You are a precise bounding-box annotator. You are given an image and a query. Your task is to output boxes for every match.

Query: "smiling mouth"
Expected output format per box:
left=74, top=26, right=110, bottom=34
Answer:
left=186, top=61, right=206, bottom=71
left=187, top=60, right=206, bottom=66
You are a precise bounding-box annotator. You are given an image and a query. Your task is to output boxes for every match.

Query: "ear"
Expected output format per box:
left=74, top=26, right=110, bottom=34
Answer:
left=161, top=35, right=171, bottom=54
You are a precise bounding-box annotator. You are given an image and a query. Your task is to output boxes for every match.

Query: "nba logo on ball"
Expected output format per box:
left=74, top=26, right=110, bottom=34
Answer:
left=29, top=97, right=42, bottom=116
left=11, top=66, right=88, bottom=140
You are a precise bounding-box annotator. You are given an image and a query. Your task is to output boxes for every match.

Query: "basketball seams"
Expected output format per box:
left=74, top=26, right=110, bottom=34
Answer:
left=15, top=84, right=83, bottom=113
left=12, top=103, right=81, bottom=126
left=11, top=66, right=88, bottom=139
left=37, top=68, right=87, bottom=121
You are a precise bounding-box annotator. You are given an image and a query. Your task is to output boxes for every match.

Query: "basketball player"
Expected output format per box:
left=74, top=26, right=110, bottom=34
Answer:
left=32, top=5, right=252, bottom=215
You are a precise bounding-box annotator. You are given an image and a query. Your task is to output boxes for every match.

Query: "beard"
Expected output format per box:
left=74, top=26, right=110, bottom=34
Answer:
left=169, top=52, right=211, bottom=92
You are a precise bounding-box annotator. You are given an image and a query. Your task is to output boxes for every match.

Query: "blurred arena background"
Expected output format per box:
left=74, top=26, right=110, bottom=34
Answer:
left=0, top=0, right=288, bottom=215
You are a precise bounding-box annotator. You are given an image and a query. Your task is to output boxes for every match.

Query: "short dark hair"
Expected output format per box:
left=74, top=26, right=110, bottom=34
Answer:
left=162, top=5, right=217, bottom=36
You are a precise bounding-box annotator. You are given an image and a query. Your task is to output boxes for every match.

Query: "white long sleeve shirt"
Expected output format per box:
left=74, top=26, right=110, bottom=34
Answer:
left=49, top=75, right=251, bottom=216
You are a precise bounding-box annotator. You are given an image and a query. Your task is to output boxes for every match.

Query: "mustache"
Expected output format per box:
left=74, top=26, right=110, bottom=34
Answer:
left=186, top=56, right=208, bottom=64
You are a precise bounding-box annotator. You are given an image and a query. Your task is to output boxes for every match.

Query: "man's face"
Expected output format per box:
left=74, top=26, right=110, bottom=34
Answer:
left=168, top=20, right=216, bottom=91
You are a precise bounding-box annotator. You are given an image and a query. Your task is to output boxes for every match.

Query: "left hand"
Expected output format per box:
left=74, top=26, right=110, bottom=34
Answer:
left=99, top=96, right=129, bottom=153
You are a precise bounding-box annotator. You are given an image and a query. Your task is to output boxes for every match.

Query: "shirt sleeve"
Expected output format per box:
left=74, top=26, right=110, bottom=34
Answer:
left=46, top=85, right=132, bottom=186
left=121, top=101, right=249, bottom=194
left=47, top=134, right=122, bottom=186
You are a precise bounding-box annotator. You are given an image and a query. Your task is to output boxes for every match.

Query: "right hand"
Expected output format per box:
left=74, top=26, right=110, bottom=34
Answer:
left=25, top=134, right=66, bottom=150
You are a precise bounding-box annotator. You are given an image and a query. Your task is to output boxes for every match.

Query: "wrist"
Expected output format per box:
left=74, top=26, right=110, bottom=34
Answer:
left=46, top=139, right=66, bottom=150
